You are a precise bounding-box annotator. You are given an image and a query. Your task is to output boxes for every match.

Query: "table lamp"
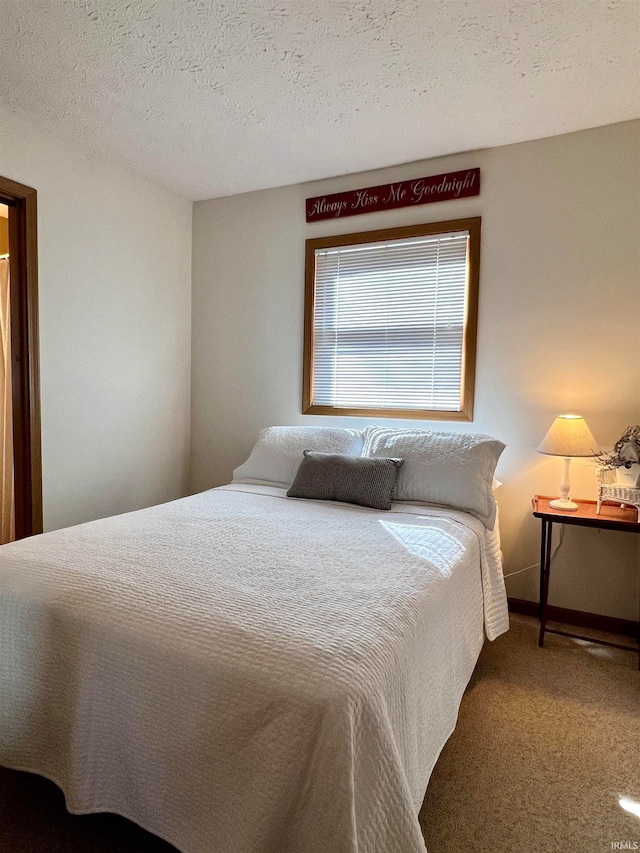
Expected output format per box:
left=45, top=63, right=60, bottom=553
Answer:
left=537, top=414, right=599, bottom=510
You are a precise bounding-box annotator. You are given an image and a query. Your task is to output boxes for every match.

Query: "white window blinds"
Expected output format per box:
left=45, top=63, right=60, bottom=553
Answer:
left=311, top=229, right=470, bottom=412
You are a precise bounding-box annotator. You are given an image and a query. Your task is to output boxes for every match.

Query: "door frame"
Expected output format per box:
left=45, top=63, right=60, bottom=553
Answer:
left=0, top=175, right=42, bottom=538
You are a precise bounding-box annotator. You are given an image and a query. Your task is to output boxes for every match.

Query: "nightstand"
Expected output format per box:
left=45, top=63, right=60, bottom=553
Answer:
left=532, top=495, right=640, bottom=668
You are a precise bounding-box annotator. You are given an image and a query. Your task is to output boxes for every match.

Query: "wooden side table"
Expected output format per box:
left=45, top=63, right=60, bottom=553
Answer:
left=532, top=495, right=640, bottom=668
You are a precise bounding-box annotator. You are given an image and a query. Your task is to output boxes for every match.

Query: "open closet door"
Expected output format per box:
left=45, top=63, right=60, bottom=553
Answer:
left=0, top=257, right=15, bottom=543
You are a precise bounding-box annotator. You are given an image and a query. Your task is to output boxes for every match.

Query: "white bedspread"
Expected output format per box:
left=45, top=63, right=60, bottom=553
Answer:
left=0, top=484, right=508, bottom=853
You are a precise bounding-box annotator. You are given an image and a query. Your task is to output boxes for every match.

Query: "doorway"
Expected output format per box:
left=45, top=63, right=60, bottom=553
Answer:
left=0, top=176, right=42, bottom=541
left=1, top=202, right=13, bottom=541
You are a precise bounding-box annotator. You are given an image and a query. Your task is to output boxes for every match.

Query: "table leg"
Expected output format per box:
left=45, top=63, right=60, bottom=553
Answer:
left=538, top=520, right=553, bottom=648
left=538, top=518, right=547, bottom=621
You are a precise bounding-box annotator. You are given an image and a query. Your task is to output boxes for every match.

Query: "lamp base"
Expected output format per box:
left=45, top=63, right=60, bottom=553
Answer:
left=549, top=498, right=579, bottom=511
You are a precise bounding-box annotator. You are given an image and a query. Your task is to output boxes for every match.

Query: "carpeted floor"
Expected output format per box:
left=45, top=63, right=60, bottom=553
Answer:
left=0, top=614, right=638, bottom=852
left=420, top=615, right=640, bottom=853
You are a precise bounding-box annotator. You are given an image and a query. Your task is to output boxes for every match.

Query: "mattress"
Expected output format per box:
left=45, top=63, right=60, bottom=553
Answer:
left=0, top=484, right=508, bottom=853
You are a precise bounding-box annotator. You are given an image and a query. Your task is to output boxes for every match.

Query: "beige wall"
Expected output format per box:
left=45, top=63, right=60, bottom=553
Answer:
left=192, top=120, right=640, bottom=620
left=0, top=108, right=192, bottom=531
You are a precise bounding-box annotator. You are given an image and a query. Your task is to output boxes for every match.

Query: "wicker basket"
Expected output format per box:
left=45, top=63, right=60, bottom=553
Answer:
left=596, top=467, right=640, bottom=519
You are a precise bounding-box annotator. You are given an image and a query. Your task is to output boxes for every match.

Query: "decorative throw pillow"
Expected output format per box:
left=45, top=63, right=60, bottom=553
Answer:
left=362, top=427, right=505, bottom=528
left=233, top=426, right=364, bottom=488
left=286, top=451, right=404, bottom=511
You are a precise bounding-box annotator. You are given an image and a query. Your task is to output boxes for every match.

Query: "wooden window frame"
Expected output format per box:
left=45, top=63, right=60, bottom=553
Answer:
left=302, top=217, right=481, bottom=421
left=0, top=175, right=43, bottom=538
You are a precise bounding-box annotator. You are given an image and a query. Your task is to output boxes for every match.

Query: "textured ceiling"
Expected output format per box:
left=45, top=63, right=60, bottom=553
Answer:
left=0, top=1, right=638, bottom=200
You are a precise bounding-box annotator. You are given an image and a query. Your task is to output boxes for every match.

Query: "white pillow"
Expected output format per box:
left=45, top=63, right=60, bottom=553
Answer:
left=233, top=426, right=364, bottom=488
left=362, top=427, right=505, bottom=528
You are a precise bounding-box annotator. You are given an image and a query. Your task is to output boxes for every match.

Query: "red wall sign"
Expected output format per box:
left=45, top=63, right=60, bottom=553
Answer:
left=306, top=168, right=480, bottom=223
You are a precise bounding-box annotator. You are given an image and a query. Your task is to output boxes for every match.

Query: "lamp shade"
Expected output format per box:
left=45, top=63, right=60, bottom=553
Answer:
left=537, top=414, right=598, bottom=457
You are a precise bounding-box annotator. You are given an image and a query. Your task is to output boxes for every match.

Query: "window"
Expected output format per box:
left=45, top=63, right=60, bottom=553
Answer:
left=303, top=218, right=480, bottom=421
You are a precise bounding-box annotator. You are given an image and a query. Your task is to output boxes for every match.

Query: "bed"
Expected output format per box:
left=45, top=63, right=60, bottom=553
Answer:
left=0, top=428, right=509, bottom=853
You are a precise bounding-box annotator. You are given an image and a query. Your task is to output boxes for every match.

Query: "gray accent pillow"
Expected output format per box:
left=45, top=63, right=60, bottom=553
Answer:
left=286, top=451, right=404, bottom=511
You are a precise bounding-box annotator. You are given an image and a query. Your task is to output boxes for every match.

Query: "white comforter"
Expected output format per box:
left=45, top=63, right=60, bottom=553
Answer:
left=0, top=484, right=508, bottom=853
